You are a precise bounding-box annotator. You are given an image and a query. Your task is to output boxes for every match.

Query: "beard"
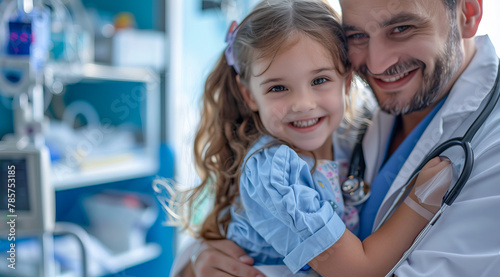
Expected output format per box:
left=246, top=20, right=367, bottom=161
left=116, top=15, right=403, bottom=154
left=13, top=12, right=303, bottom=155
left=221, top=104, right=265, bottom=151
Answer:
left=357, top=20, right=463, bottom=115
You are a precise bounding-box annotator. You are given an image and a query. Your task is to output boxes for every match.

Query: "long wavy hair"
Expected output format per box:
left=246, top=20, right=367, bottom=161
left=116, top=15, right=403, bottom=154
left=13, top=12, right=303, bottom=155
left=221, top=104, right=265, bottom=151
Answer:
left=188, top=0, right=351, bottom=240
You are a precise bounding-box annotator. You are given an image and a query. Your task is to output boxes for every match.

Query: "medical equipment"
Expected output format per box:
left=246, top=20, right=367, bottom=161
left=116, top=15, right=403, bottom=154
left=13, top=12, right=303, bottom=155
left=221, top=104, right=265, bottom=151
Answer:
left=0, top=0, right=94, bottom=225
left=0, top=1, right=92, bottom=275
left=341, top=135, right=370, bottom=205
left=0, top=0, right=53, bottom=228
left=0, top=2, right=56, bottom=276
left=374, top=60, right=500, bottom=276
left=0, top=144, right=54, bottom=235
left=0, top=144, right=57, bottom=276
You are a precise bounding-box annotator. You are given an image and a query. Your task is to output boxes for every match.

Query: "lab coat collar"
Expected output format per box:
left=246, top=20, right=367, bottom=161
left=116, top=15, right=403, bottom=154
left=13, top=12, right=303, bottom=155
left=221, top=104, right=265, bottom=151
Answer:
left=372, top=35, right=499, bottom=229
left=439, top=35, right=499, bottom=121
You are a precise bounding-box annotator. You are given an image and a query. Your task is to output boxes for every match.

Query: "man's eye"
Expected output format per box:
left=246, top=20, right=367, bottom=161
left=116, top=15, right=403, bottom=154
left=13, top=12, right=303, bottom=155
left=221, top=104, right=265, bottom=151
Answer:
left=312, top=77, right=328, bottom=86
left=346, top=32, right=369, bottom=46
left=347, top=32, right=368, bottom=40
left=393, top=25, right=411, bottom=33
left=269, top=85, right=287, bottom=92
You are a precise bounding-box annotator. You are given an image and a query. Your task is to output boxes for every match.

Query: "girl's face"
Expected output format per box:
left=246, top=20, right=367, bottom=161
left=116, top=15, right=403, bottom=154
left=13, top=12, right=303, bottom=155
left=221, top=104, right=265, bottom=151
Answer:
left=239, top=34, right=348, bottom=160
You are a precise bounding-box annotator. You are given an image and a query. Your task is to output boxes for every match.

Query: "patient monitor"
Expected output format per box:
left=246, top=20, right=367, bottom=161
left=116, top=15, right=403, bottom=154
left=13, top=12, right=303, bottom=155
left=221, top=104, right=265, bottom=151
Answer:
left=0, top=143, right=54, bottom=236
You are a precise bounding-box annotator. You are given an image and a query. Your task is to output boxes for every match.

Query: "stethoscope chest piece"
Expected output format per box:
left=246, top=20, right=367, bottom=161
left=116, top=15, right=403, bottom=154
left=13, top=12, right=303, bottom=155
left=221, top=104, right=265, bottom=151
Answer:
left=341, top=136, right=370, bottom=206
left=342, top=175, right=370, bottom=206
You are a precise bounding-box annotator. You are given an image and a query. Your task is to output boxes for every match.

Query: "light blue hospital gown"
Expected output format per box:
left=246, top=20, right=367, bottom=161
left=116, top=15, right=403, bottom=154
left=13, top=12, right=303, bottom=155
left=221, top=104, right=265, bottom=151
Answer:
left=226, top=135, right=359, bottom=274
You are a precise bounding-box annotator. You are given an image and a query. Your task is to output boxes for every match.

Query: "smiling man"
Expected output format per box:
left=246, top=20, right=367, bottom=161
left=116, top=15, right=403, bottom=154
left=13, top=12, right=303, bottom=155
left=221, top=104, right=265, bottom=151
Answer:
left=171, top=0, right=500, bottom=276
left=340, top=0, right=478, bottom=239
left=341, top=0, right=464, bottom=116
left=336, top=0, right=500, bottom=275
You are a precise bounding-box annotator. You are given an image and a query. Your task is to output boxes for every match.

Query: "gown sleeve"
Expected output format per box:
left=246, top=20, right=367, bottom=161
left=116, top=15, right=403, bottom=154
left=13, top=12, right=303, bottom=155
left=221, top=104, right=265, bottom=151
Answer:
left=238, top=145, right=346, bottom=273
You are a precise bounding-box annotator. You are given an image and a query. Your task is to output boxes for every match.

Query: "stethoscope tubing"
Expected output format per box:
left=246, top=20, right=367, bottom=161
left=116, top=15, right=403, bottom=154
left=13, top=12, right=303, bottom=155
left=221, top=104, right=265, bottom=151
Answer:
left=441, top=140, right=474, bottom=205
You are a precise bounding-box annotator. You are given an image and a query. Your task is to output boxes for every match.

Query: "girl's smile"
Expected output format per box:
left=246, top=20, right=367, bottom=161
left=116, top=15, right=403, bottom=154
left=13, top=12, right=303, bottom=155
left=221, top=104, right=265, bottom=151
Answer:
left=288, top=116, right=324, bottom=132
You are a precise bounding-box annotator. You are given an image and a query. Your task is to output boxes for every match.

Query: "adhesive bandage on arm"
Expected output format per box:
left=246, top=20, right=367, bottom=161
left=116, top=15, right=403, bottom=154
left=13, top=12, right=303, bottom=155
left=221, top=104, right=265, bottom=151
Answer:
left=404, top=197, right=434, bottom=220
left=415, top=163, right=453, bottom=207
left=405, top=163, right=453, bottom=220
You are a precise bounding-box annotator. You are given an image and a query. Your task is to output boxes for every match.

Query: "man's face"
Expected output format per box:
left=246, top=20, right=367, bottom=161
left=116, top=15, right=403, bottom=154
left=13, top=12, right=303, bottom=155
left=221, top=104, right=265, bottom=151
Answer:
left=340, top=0, right=464, bottom=115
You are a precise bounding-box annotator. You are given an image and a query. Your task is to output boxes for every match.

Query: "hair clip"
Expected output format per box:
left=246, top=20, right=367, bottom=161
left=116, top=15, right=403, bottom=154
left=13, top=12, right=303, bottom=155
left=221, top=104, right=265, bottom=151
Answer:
left=224, top=21, right=241, bottom=74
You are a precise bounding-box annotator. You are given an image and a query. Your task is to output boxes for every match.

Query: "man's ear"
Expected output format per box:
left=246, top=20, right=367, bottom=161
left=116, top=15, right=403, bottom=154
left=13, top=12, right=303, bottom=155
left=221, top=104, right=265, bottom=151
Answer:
left=236, top=75, right=258, bottom=111
left=460, top=0, right=482, bottom=38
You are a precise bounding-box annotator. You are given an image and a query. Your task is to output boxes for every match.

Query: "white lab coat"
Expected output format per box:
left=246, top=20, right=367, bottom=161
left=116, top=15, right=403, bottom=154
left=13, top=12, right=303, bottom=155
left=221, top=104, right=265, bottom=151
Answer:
left=170, top=36, right=500, bottom=277
left=362, top=35, right=500, bottom=276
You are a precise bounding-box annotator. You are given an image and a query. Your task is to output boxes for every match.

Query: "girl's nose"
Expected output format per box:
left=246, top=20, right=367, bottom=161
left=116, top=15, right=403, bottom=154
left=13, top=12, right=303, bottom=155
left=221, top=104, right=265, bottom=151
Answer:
left=291, top=89, right=316, bottom=112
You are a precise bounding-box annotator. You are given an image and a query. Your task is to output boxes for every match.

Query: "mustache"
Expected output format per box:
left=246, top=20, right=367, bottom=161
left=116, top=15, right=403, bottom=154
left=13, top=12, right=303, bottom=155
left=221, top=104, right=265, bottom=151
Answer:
left=358, top=59, right=425, bottom=77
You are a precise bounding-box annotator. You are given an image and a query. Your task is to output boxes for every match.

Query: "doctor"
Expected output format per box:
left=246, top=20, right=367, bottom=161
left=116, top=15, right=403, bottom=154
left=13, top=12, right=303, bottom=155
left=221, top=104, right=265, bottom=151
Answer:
left=172, top=0, right=500, bottom=276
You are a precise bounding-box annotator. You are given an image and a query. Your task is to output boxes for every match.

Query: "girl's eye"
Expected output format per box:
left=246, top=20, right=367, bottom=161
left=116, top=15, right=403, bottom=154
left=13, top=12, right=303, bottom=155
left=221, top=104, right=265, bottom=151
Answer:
left=269, top=85, right=287, bottom=92
left=312, top=77, right=328, bottom=86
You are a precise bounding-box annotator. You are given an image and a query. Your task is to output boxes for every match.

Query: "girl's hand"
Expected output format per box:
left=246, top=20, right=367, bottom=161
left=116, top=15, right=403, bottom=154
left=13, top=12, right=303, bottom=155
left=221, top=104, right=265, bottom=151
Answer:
left=410, top=157, right=452, bottom=214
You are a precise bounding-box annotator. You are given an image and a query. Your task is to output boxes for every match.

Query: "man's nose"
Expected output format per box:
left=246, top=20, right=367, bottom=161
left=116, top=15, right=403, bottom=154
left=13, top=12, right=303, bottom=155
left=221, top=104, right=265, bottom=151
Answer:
left=366, top=37, right=399, bottom=75
left=292, top=89, right=316, bottom=112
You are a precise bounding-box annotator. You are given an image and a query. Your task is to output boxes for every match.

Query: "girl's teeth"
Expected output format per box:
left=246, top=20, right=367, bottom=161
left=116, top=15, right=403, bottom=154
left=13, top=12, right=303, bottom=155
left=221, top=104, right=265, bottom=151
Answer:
left=381, top=71, right=410, bottom=82
left=292, top=118, right=319, bottom=128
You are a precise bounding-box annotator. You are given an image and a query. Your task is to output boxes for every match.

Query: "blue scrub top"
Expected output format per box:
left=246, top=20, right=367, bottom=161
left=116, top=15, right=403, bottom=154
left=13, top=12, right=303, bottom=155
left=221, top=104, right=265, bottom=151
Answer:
left=358, top=97, right=447, bottom=240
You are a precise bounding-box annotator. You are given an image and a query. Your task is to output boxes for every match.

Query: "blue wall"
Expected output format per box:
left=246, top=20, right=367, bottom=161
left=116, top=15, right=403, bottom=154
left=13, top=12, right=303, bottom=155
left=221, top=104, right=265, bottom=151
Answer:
left=180, top=0, right=259, bottom=105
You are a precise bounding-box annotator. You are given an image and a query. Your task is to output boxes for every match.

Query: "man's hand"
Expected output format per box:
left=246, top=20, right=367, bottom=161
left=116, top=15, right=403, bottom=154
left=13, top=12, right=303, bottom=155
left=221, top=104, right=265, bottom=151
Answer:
left=189, top=240, right=264, bottom=277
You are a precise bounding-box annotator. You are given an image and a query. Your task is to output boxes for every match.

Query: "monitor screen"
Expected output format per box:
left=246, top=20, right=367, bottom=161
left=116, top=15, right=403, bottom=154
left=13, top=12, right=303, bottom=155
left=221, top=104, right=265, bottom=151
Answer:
left=8, top=22, right=32, bottom=56
left=0, top=159, right=30, bottom=211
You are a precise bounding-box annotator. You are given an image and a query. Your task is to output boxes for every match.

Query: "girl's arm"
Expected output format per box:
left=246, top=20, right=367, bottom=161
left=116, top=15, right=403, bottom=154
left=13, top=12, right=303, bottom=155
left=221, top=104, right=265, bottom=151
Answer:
left=310, top=157, right=450, bottom=277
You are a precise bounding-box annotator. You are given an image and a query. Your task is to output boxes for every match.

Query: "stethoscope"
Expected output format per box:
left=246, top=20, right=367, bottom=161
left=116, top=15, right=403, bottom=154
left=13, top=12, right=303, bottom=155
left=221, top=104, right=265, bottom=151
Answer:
left=341, top=138, right=370, bottom=206
left=342, top=60, right=500, bottom=276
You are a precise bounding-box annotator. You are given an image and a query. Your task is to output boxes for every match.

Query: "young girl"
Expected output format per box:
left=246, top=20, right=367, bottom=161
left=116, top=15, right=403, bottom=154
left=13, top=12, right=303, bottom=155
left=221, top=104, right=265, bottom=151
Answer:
left=174, top=0, right=450, bottom=276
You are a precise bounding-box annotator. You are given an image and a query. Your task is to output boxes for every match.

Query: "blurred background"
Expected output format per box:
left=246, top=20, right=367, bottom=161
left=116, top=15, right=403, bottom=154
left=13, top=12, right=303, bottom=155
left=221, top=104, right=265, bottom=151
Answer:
left=0, top=0, right=498, bottom=276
